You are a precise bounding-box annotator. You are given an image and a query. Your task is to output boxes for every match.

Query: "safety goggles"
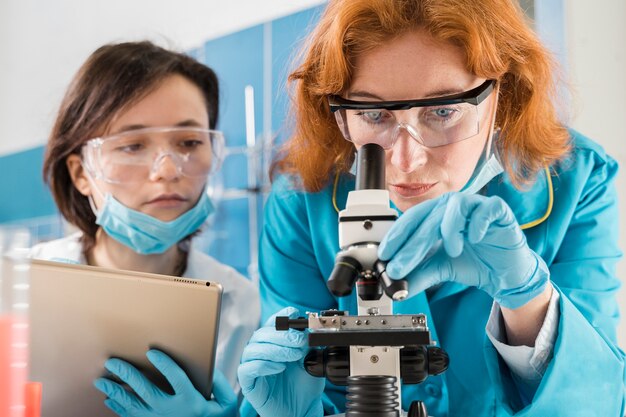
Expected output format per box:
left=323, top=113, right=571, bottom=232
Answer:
left=329, top=79, right=495, bottom=149
left=82, top=126, right=225, bottom=184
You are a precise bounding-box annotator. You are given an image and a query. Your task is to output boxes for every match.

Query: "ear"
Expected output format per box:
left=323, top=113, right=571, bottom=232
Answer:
left=66, top=154, right=93, bottom=197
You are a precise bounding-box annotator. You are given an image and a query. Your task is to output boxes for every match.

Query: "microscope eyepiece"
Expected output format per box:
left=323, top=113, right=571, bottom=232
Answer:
left=356, top=143, right=386, bottom=191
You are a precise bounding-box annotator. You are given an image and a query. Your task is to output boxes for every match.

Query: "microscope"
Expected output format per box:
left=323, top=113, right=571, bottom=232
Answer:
left=276, top=143, right=449, bottom=417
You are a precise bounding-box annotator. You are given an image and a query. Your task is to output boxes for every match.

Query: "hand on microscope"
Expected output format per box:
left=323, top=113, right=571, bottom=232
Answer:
left=378, top=192, right=550, bottom=310
left=237, top=307, right=326, bottom=417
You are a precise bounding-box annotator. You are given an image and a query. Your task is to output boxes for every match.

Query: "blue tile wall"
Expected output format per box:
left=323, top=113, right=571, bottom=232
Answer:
left=0, top=146, right=58, bottom=223
left=271, top=7, right=324, bottom=141
left=195, top=5, right=324, bottom=277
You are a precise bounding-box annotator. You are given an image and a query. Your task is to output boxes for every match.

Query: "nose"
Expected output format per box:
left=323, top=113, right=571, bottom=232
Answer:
left=388, top=126, right=428, bottom=173
left=149, top=153, right=181, bottom=182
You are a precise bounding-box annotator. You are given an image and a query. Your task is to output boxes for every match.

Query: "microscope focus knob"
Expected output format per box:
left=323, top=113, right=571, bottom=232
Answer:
left=427, top=346, right=449, bottom=376
left=304, top=346, right=350, bottom=385
left=304, top=349, right=325, bottom=378
left=400, top=346, right=450, bottom=384
left=400, top=346, right=428, bottom=384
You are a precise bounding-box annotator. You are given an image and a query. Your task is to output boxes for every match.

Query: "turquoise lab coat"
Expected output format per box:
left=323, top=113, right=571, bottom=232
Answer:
left=257, top=131, right=625, bottom=416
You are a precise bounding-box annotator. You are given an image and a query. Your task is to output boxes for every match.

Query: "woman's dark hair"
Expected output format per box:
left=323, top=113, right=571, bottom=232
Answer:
left=43, top=41, right=219, bottom=249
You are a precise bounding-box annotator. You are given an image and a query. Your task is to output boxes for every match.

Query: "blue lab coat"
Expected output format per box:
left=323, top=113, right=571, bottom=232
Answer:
left=258, top=130, right=625, bottom=416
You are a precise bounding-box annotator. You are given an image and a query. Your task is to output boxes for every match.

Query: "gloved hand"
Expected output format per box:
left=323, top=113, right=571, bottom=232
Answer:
left=93, top=349, right=236, bottom=417
left=237, top=307, right=325, bottom=417
left=379, top=192, right=549, bottom=309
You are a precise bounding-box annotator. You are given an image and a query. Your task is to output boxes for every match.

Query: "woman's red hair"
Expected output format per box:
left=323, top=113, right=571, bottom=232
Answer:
left=277, top=0, right=570, bottom=191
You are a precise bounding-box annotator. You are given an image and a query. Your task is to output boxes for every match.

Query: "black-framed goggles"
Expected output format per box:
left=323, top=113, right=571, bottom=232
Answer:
left=329, top=79, right=496, bottom=149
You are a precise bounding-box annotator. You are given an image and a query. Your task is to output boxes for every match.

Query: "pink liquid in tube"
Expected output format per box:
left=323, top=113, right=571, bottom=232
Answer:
left=0, top=314, right=28, bottom=417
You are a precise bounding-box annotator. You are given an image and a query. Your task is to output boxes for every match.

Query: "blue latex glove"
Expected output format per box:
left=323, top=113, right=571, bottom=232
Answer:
left=93, top=349, right=236, bottom=417
left=237, top=307, right=325, bottom=417
left=379, top=192, right=549, bottom=309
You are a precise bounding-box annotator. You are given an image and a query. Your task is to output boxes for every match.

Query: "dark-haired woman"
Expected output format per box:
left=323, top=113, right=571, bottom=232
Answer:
left=31, top=41, right=259, bottom=417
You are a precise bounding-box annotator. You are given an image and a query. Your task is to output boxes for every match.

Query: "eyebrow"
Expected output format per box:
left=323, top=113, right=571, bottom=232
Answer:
left=113, top=119, right=205, bottom=134
left=347, top=87, right=467, bottom=101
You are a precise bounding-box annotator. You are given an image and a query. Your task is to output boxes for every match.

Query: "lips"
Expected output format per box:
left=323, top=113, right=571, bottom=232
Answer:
left=145, top=194, right=188, bottom=208
left=389, top=182, right=437, bottom=198
left=148, top=194, right=185, bottom=203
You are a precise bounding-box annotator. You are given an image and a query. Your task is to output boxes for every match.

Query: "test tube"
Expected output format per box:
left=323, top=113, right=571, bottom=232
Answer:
left=0, top=228, right=31, bottom=417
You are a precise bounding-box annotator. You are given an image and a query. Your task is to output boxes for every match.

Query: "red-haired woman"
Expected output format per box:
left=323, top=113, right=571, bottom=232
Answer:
left=237, top=0, right=624, bottom=416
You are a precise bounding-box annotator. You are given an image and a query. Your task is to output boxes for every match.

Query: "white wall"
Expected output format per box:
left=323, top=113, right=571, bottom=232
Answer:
left=0, top=0, right=325, bottom=157
left=564, top=0, right=626, bottom=346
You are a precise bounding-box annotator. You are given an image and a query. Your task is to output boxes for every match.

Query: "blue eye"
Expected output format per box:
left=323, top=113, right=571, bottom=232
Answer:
left=422, top=106, right=463, bottom=125
left=433, top=108, right=455, bottom=118
left=356, top=110, right=391, bottom=125
left=364, top=111, right=383, bottom=122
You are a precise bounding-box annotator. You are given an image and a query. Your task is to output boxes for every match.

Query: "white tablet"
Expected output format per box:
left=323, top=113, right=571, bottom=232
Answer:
left=25, top=258, right=222, bottom=417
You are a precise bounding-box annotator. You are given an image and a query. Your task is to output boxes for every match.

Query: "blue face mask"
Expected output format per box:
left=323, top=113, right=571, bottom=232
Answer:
left=460, top=129, right=503, bottom=195
left=460, top=152, right=503, bottom=195
left=93, top=190, right=214, bottom=255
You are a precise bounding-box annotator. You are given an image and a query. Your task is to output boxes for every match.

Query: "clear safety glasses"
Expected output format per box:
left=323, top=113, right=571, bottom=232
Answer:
left=329, top=79, right=496, bottom=149
left=82, top=126, right=225, bottom=184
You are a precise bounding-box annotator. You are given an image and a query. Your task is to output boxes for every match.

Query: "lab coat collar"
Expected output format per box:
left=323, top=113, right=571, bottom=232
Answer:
left=486, top=166, right=552, bottom=230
